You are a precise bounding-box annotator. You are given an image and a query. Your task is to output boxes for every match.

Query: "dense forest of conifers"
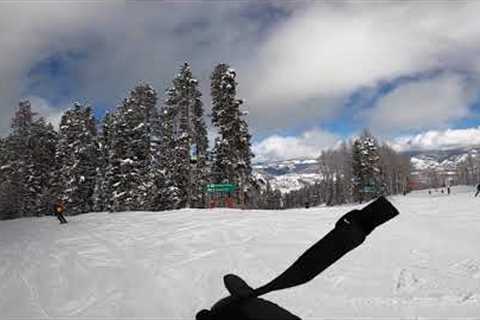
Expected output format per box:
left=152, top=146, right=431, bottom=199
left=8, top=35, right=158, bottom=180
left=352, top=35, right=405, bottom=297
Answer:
left=0, top=62, right=413, bottom=220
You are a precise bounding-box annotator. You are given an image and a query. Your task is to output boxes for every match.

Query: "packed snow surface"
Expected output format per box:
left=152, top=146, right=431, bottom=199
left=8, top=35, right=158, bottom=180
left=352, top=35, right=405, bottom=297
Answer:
left=1, top=186, right=480, bottom=319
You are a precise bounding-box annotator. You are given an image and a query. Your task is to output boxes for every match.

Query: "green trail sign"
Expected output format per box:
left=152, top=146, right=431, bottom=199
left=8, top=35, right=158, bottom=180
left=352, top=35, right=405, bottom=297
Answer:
left=362, top=186, right=376, bottom=193
left=207, top=184, right=238, bottom=193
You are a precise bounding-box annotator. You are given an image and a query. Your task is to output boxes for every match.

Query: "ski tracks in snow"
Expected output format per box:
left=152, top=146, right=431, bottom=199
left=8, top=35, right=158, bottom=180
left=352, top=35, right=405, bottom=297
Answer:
left=1, top=188, right=480, bottom=318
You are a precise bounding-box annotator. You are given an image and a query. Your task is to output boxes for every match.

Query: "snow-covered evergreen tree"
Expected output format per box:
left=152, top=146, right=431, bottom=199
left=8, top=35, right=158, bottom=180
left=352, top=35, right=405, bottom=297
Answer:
left=0, top=138, right=6, bottom=219
left=0, top=137, right=12, bottom=219
left=29, top=118, right=58, bottom=215
left=210, top=64, right=237, bottom=183
left=106, top=84, right=157, bottom=212
left=210, top=64, right=254, bottom=207
left=148, top=102, right=180, bottom=210
left=0, top=101, right=57, bottom=218
left=55, top=103, right=99, bottom=214
left=352, top=130, right=383, bottom=203
left=163, top=63, right=209, bottom=208
left=93, top=112, right=114, bottom=212
left=190, top=78, right=210, bottom=208
left=238, top=117, right=255, bottom=207
left=3, top=101, right=36, bottom=218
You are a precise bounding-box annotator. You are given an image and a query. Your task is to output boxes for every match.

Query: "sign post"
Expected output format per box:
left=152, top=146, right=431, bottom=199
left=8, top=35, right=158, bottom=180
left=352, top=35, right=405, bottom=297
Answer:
left=206, top=184, right=238, bottom=208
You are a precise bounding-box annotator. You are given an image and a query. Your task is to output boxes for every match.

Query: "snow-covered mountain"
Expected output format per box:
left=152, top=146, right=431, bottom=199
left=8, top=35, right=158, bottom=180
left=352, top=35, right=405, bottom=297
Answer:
left=253, top=159, right=321, bottom=193
left=406, top=146, right=480, bottom=171
left=253, top=146, right=480, bottom=193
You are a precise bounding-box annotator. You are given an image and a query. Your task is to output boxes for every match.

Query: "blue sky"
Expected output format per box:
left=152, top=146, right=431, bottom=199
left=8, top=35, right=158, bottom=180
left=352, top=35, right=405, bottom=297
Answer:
left=2, top=1, right=480, bottom=161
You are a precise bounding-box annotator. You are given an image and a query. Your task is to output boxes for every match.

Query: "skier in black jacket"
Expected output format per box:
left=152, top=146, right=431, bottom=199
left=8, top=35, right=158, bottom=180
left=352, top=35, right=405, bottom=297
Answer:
left=475, top=184, right=480, bottom=197
left=196, top=196, right=399, bottom=320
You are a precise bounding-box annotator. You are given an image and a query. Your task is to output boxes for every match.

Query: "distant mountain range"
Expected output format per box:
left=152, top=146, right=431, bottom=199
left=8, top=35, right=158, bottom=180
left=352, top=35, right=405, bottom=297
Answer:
left=253, top=146, right=480, bottom=193
left=253, top=159, right=321, bottom=193
left=405, top=146, right=480, bottom=171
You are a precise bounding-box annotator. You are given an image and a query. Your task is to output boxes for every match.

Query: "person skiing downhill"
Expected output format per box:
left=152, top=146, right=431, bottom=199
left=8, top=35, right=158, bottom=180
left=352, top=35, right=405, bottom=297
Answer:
left=196, top=196, right=399, bottom=320
left=475, top=184, right=480, bottom=197
left=53, top=199, right=67, bottom=224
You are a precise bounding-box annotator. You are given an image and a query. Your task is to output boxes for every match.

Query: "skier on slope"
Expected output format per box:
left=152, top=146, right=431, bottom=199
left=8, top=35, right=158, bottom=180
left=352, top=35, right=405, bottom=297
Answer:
left=196, top=196, right=399, bottom=320
left=53, top=199, right=68, bottom=224
left=475, top=184, right=480, bottom=197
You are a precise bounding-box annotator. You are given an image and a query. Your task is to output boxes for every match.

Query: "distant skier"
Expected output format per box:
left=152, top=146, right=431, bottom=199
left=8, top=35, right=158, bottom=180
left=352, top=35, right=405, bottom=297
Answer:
left=447, top=186, right=451, bottom=195
left=53, top=199, right=67, bottom=224
left=475, top=184, right=480, bottom=197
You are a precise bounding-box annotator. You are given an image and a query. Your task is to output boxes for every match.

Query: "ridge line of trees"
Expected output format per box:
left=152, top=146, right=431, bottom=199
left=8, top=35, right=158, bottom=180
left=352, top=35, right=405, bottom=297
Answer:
left=0, top=63, right=416, bottom=219
left=0, top=62, right=255, bottom=219
left=279, top=130, right=413, bottom=209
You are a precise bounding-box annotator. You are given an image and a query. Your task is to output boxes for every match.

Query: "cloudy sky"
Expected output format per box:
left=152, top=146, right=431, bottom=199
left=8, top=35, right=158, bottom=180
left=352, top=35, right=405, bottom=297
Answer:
left=1, top=1, right=480, bottom=161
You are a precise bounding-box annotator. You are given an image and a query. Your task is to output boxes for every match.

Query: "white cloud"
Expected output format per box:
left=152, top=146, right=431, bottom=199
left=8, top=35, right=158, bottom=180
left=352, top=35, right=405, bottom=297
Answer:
left=364, top=73, right=475, bottom=133
left=0, top=2, right=118, bottom=135
left=28, top=96, right=68, bottom=130
left=0, top=2, right=268, bottom=135
left=252, top=128, right=339, bottom=162
left=1, top=2, right=480, bottom=137
left=390, top=127, right=480, bottom=152
left=242, top=2, right=480, bottom=130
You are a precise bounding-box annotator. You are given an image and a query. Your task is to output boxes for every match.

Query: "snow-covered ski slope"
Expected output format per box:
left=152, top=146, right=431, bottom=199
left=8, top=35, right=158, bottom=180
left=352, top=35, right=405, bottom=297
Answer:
left=1, top=186, right=479, bottom=319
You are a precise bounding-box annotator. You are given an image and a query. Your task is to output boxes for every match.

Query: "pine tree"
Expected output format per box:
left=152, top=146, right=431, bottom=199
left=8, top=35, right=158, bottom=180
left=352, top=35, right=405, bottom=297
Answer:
left=352, top=130, right=383, bottom=203
left=210, top=64, right=254, bottom=207
left=149, top=101, right=180, bottom=210
left=29, top=118, right=58, bottom=215
left=0, top=137, right=9, bottom=219
left=190, top=80, right=209, bottom=208
left=238, top=117, right=255, bottom=207
left=3, top=101, right=36, bottom=218
left=0, top=101, right=57, bottom=218
left=211, top=64, right=237, bottom=183
left=164, top=63, right=209, bottom=208
left=55, top=103, right=99, bottom=214
left=351, top=140, right=363, bottom=202
left=106, top=84, right=157, bottom=212
left=93, top=112, right=115, bottom=212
